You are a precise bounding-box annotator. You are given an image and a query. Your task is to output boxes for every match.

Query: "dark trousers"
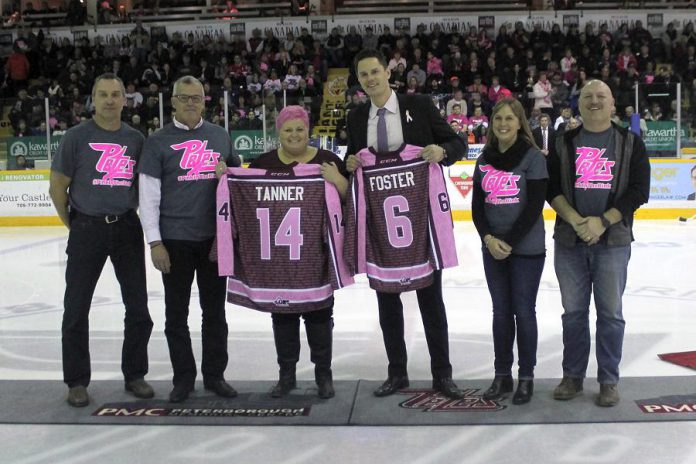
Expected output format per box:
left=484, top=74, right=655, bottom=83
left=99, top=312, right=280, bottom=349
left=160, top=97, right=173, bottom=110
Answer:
left=62, top=211, right=152, bottom=388
left=271, top=306, right=334, bottom=375
left=162, top=238, right=228, bottom=388
left=376, top=270, right=452, bottom=379
left=482, top=252, right=545, bottom=380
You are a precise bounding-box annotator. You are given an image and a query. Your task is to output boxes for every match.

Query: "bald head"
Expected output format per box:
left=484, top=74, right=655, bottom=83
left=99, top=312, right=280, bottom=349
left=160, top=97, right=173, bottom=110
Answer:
left=579, top=79, right=614, bottom=132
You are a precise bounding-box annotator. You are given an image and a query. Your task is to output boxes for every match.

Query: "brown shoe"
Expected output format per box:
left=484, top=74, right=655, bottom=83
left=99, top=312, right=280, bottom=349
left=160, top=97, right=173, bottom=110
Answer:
left=553, top=376, right=584, bottom=400
left=125, top=379, right=155, bottom=399
left=67, top=386, right=89, bottom=407
left=596, top=383, right=620, bottom=407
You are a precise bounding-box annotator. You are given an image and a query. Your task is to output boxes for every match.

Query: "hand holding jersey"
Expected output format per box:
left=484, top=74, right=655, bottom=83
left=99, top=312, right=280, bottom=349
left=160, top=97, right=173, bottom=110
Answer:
left=214, top=106, right=349, bottom=399
left=346, top=49, right=467, bottom=399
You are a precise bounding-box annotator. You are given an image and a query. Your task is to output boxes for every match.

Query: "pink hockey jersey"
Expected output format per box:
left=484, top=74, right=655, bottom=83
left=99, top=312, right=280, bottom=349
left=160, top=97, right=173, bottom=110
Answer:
left=216, top=164, right=353, bottom=312
left=344, top=144, right=458, bottom=293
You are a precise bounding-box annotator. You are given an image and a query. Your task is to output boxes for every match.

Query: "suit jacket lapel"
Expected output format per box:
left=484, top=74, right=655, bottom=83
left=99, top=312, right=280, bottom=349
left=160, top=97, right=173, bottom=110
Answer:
left=397, top=94, right=410, bottom=131
left=357, top=103, right=370, bottom=150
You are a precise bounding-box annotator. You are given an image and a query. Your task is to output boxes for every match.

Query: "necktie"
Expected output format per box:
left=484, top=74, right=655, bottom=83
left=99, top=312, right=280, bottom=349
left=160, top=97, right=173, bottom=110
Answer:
left=543, top=128, right=548, bottom=151
left=377, top=107, right=389, bottom=153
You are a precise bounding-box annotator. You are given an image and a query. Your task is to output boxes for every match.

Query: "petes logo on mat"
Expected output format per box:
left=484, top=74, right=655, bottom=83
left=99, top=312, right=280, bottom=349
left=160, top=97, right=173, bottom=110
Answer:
left=398, top=389, right=506, bottom=412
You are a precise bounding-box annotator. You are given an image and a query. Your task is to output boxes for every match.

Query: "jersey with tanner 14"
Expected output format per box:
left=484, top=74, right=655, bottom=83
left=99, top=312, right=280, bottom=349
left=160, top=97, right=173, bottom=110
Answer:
left=216, top=164, right=353, bottom=312
left=345, top=144, right=458, bottom=293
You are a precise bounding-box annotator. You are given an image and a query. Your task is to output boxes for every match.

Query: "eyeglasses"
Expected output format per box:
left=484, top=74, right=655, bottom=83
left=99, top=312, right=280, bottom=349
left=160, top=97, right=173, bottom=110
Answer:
left=174, top=94, right=203, bottom=104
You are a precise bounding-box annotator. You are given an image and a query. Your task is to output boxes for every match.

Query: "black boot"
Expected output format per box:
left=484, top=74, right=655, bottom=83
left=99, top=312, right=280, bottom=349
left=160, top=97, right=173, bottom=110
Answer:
left=306, top=318, right=335, bottom=399
left=270, top=319, right=300, bottom=398
left=482, top=375, right=513, bottom=400
left=512, top=379, right=534, bottom=405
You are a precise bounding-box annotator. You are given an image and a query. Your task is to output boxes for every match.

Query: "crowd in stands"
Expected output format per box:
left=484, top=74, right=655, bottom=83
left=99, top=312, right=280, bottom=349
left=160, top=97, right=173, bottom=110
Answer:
left=2, top=17, right=696, bottom=145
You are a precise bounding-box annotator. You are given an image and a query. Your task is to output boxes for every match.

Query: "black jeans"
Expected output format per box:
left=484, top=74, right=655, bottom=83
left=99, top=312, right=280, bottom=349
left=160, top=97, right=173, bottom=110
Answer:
left=162, top=238, right=228, bottom=388
left=62, top=210, right=152, bottom=387
left=376, top=270, right=452, bottom=379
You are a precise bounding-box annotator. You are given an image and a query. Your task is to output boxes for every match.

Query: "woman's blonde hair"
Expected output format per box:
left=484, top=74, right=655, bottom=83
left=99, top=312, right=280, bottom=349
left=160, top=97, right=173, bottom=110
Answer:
left=485, top=98, right=539, bottom=151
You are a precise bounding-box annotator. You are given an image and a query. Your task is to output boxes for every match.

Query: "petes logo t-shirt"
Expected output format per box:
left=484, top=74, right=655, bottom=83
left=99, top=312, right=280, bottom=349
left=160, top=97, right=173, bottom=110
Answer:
left=474, top=146, right=548, bottom=255
left=574, top=128, right=615, bottom=217
left=139, top=121, right=237, bottom=241
left=51, top=120, right=144, bottom=216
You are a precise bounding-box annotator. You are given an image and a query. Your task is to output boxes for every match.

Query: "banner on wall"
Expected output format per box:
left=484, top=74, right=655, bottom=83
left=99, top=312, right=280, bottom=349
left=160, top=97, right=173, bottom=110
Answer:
left=166, top=22, right=230, bottom=42
left=255, top=19, right=308, bottom=40
left=230, top=130, right=277, bottom=161
left=87, top=26, right=135, bottom=43
left=5, top=136, right=62, bottom=169
left=24, top=9, right=696, bottom=46
left=0, top=171, right=54, bottom=217
left=650, top=161, right=696, bottom=201
left=644, top=121, right=687, bottom=153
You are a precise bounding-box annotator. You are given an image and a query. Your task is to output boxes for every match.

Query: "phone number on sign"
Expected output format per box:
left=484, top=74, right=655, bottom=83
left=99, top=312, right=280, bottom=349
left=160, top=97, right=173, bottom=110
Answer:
left=15, top=202, right=53, bottom=208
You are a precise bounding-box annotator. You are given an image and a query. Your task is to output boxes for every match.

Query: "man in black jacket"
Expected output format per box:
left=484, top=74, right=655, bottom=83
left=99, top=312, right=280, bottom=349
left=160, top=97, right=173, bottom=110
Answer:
left=546, top=80, right=650, bottom=407
left=346, top=49, right=467, bottom=399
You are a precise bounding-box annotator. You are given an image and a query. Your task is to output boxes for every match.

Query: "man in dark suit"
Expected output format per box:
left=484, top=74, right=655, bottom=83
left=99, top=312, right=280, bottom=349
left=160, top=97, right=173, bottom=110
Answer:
left=345, top=49, right=467, bottom=399
left=688, top=165, right=696, bottom=200
left=533, top=113, right=555, bottom=157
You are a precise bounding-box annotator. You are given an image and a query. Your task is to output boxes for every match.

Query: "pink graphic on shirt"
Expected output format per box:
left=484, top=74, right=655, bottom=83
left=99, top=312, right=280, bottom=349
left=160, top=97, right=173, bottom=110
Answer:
left=172, top=139, right=220, bottom=181
left=575, top=146, right=615, bottom=190
left=90, top=143, right=135, bottom=187
left=479, top=164, right=521, bottom=205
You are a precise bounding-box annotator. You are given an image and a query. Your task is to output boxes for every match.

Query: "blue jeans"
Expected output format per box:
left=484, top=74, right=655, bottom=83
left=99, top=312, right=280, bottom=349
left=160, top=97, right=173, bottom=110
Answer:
left=482, top=252, right=545, bottom=380
left=554, top=242, right=630, bottom=384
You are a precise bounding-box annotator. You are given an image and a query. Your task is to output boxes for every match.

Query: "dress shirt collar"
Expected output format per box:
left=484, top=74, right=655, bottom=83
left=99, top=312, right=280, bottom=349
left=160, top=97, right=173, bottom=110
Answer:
left=369, top=90, right=399, bottom=119
left=173, top=116, right=204, bottom=130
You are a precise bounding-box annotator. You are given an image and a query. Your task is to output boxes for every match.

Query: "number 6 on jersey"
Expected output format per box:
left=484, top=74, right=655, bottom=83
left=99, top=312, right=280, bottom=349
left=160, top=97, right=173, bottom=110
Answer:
left=383, top=195, right=413, bottom=248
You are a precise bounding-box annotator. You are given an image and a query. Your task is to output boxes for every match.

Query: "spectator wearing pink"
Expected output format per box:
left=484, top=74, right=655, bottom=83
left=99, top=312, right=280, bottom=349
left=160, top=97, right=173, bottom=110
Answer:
left=468, top=106, right=489, bottom=131
left=387, top=51, right=407, bottom=72
left=447, top=103, right=469, bottom=127
left=487, top=76, right=512, bottom=104
left=616, top=47, right=637, bottom=73
left=468, top=106, right=489, bottom=143
left=532, top=71, right=553, bottom=111
left=426, top=51, right=443, bottom=76
left=560, top=49, right=576, bottom=81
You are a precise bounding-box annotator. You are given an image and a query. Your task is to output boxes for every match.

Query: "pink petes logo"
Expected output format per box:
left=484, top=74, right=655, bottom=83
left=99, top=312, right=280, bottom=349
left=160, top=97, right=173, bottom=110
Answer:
left=90, top=143, right=135, bottom=187
left=479, top=165, right=521, bottom=205
left=575, top=146, right=614, bottom=190
left=172, top=140, right=220, bottom=181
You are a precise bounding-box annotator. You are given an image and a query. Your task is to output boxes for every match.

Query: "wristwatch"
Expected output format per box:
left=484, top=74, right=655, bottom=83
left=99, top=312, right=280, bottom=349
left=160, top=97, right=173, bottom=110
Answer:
left=600, top=215, right=611, bottom=229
